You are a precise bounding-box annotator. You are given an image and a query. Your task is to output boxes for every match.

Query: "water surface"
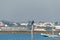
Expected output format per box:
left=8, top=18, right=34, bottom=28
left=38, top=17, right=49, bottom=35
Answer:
left=0, top=34, right=52, bottom=40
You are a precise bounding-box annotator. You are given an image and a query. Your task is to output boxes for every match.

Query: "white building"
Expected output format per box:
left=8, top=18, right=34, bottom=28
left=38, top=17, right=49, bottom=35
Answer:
left=55, top=26, right=60, bottom=30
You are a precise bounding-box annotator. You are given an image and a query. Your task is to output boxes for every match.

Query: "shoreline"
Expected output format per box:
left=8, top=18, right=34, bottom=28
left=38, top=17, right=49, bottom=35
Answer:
left=0, top=31, right=59, bottom=35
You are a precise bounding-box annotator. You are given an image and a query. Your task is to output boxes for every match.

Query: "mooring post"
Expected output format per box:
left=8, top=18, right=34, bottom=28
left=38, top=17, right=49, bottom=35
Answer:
left=31, top=25, right=34, bottom=40
left=31, top=20, right=34, bottom=40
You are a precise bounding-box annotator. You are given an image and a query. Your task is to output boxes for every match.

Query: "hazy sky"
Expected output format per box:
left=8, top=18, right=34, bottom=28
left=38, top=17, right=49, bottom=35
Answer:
left=0, top=0, right=60, bottom=22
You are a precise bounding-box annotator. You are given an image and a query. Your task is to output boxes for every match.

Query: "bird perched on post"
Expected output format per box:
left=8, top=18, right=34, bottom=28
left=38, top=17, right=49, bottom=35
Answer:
left=31, top=20, right=34, bottom=25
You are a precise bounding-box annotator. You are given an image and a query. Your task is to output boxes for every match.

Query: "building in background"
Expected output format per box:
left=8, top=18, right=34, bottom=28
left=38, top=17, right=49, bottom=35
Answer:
left=0, top=22, right=5, bottom=27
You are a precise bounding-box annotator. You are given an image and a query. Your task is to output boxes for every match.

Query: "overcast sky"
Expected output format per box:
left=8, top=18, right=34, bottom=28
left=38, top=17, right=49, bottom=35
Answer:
left=0, top=0, right=60, bottom=22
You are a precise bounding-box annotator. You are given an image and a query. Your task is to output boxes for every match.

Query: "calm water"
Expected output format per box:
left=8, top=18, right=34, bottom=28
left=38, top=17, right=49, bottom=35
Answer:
left=0, top=34, right=52, bottom=40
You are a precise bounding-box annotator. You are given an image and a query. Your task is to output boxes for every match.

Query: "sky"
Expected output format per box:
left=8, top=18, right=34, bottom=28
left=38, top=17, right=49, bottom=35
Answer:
left=0, top=0, right=60, bottom=22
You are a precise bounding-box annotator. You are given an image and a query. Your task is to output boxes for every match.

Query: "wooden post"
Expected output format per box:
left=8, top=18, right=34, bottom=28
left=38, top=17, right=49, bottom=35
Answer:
left=31, top=25, right=34, bottom=40
left=31, top=20, right=34, bottom=40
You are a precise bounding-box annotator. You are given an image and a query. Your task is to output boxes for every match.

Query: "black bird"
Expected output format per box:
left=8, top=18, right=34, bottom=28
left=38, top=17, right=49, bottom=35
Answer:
left=31, top=20, right=34, bottom=25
